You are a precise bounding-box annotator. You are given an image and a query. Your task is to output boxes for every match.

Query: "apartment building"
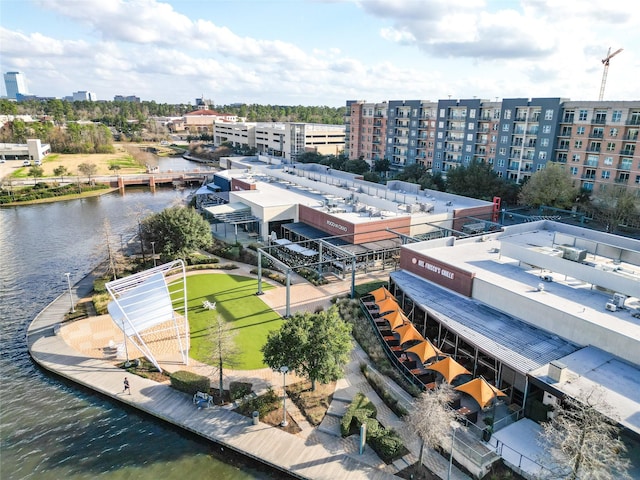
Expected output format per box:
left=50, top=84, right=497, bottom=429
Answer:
left=346, top=99, right=640, bottom=195
left=214, top=122, right=345, bottom=161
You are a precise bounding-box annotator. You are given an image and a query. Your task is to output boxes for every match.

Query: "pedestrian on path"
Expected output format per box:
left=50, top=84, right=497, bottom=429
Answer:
left=123, top=377, right=131, bottom=394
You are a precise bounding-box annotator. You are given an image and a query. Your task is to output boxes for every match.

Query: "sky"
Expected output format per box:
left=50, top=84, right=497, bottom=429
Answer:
left=1, top=0, right=638, bottom=107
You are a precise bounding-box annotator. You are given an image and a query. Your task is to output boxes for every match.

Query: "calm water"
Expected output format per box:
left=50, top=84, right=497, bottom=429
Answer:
left=0, top=159, right=269, bottom=479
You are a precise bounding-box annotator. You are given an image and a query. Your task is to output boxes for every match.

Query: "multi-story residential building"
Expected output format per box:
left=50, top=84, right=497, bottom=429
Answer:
left=555, top=101, right=640, bottom=194
left=214, top=122, right=345, bottom=162
left=347, top=98, right=640, bottom=196
left=3, top=71, right=28, bottom=100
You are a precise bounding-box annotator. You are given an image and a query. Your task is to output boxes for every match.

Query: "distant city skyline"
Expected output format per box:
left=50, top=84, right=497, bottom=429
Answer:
left=1, top=0, right=639, bottom=106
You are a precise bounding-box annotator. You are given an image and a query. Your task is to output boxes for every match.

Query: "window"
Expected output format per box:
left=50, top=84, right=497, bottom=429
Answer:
left=606, top=142, right=615, bottom=151
left=543, top=125, right=551, bottom=134
left=467, top=133, right=474, bottom=141
left=465, top=145, right=472, bottom=152
left=635, top=175, right=640, bottom=184
left=540, top=138, right=549, bottom=147
left=465, top=155, right=471, bottom=162
left=470, top=109, right=476, bottom=118
left=610, top=128, right=618, bottom=137
left=491, top=135, right=497, bottom=142
left=468, top=123, right=474, bottom=130
left=497, top=159, right=505, bottom=167
left=437, top=131, right=443, bottom=139
left=502, top=124, right=510, bottom=132
left=538, top=152, right=547, bottom=160
left=574, top=140, right=583, bottom=149
left=570, top=167, right=578, bottom=175
left=583, top=182, right=593, bottom=191
left=438, top=121, right=445, bottom=128
left=578, top=110, right=588, bottom=121
left=504, top=109, right=512, bottom=120
left=501, top=135, right=509, bottom=143
left=499, top=147, right=507, bottom=155
left=572, top=154, right=581, bottom=162
left=577, top=126, right=585, bottom=135
left=594, top=110, right=607, bottom=123
left=537, top=164, right=545, bottom=171
left=439, top=109, right=446, bottom=118
left=612, top=110, right=622, bottom=122
left=601, top=170, right=610, bottom=179
left=604, top=156, right=613, bottom=165
left=545, top=109, right=554, bottom=120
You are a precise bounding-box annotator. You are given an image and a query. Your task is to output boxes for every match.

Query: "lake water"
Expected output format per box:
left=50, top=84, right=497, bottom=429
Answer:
left=0, top=157, right=272, bottom=479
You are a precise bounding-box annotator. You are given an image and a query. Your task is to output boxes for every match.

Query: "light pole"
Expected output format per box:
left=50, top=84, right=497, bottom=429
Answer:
left=64, top=272, right=75, bottom=313
left=447, top=421, right=460, bottom=480
left=151, top=241, right=157, bottom=267
left=280, top=366, right=289, bottom=427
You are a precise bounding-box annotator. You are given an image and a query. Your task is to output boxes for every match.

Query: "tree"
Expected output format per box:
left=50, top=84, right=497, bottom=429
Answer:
left=519, top=163, right=578, bottom=209
left=538, top=389, right=631, bottom=480
left=445, top=160, right=506, bottom=200
left=261, top=306, right=352, bottom=391
left=373, top=158, right=390, bottom=175
left=408, top=383, right=458, bottom=465
left=588, top=186, right=639, bottom=230
left=140, top=205, right=212, bottom=260
left=78, top=162, right=98, bottom=182
left=108, top=163, right=122, bottom=174
left=343, top=158, right=370, bottom=175
left=205, top=311, right=238, bottom=403
left=53, top=165, right=70, bottom=182
left=28, top=166, right=44, bottom=185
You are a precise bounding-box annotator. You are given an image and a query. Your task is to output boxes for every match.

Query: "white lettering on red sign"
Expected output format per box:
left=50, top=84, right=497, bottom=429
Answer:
left=412, top=257, right=455, bottom=280
left=326, top=220, right=348, bottom=232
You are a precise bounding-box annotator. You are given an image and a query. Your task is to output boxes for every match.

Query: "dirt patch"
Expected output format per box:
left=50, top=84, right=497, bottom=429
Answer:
left=286, top=380, right=335, bottom=426
left=259, top=409, right=301, bottom=435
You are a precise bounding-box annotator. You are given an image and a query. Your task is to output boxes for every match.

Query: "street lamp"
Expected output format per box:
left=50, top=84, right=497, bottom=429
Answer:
left=151, top=241, right=157, bottom=267
left=280, top=366, right=289, bottom=427
left=64, top=272, right=75, bottom=313
left=447, top=420, right=461, bottom=480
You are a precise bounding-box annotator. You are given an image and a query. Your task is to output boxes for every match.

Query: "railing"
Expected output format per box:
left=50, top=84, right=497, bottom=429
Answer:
left=493, top=440, right=555, bottom=478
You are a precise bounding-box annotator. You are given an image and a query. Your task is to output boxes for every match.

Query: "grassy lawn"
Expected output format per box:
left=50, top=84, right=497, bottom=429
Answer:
left=185, top=273, right=281, bottom=370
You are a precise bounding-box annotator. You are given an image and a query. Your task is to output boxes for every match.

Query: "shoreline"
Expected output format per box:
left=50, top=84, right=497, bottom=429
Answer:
left=26, top=270, right=417, bottom=480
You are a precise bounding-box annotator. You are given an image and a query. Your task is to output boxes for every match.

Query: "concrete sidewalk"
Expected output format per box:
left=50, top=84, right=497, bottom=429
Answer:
left=28, top=265, right=472, bottom=480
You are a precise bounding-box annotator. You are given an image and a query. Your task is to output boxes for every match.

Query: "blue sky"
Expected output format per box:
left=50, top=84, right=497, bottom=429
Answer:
left=1, top=0, right=638, bottom=106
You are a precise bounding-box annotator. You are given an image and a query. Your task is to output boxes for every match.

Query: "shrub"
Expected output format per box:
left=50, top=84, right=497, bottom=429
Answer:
left=170, top=370, right=210, bottom=395
left=238, top=387, right=279, bottom=417
left=340, top=392, right=377, bottom=437
left=229, top=381, right=253, bottom=400
left=368, top=429, right=408, bottom=464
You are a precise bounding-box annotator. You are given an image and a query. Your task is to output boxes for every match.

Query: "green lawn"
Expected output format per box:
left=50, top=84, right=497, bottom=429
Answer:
left=185, top=273, right=281, bottom=370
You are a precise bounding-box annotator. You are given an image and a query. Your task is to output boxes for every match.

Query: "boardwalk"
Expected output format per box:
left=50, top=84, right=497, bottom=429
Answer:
left=27, top=266, right=473, bottom=480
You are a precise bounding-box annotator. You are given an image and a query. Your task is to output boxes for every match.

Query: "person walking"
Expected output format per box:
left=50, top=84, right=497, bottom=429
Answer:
left=123, top=377, right=131, bottom=395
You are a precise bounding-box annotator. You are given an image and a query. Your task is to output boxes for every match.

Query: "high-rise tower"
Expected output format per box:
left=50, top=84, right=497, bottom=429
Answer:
left=4, top=71, right=28, bottom=100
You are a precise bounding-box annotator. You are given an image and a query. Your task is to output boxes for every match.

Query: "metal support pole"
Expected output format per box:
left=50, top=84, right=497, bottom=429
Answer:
left=64, top=272, right=75, bottom=313
left=280, top=366, right=289, bottom=427
left=350, top=257, right=356, bottom=299
left=256, top=250, right=263, bottom=295
left=285, top=269, right=291, bottom=318
left=151, top=241, right=156, bottom=267
left=448, top=422, right=459, bottom=480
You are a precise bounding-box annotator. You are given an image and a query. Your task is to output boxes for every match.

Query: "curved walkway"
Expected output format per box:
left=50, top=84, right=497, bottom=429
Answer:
left=27, top=265, right=471, bottom=480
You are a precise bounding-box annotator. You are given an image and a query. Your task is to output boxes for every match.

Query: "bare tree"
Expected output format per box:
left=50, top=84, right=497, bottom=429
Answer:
left=205, top=311, right=239, bottom=403
left=408, top=383, right=458, bottom=465
left=538, top=388, right=631, bottom=480
left=102, top=219, right=128, bottom=280
left=78, top=162, right=98, bottom=182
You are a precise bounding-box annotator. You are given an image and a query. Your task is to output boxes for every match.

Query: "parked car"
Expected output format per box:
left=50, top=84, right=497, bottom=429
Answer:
left=34, top=160, right=42, bottom=166
left=22, top=160, right=31, bottom=167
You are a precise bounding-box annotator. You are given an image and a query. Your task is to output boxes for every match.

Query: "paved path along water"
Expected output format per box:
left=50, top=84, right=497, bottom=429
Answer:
left=27, top=266, right=472, bottom=480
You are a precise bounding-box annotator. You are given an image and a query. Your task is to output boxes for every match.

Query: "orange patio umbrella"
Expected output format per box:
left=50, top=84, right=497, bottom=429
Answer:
left=394, top=323, right=424, bottom=345
left=406, top=339, right=442, bottom=364
left=382, top=310, right=410, bottom=330
left=455, top=377, right=507, bottom=409
left=376, top=297, right=400, bottom=315
left=369, top=286, right=395, bottom=303
left=425, top=357, right=471, bottom=384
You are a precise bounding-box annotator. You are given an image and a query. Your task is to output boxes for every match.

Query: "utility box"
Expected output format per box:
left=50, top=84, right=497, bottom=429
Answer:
left=252, top=411, right=259, bottom=425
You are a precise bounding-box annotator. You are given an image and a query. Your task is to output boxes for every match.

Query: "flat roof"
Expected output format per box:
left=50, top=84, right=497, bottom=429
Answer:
left=403, top=230, right=640, bottom=342
left=530, top=346, right=640, bottom=436
left=390, top=270, right=578, bottom=375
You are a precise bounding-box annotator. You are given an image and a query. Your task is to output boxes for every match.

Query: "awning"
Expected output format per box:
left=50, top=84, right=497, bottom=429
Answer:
left=426, top=357, right=471, bottom=384
left=376, top=297, right=400, bottom=315
left=382, top=310, right=409, bottom=330
left=394, top=323, right=424, bottom=345
left=455, top=377, right=507, bottom=409
left=406, top=339, right=442, bottom=364
left=369, top=286, right=395, bottom=303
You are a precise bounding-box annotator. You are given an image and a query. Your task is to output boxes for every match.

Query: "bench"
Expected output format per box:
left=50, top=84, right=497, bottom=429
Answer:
left=193, top=391, right=213, bottom=409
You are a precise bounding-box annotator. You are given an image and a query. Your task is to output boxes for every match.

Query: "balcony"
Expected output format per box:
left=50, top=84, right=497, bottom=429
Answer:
left=616, top=163, right=632, bottom=171
left=620, top=148, right=636, bottom=156
left=581, top=174, right=596, bottom=180
left=589, top=132, right=604, bottom=138
left=591, top=118, right=606, bottom=125
left=586, top=147, right=601, bottom=153
left=615, top=178, right=629, bottom=184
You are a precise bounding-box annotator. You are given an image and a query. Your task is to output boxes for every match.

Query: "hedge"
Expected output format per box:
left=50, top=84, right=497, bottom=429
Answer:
left=169, top=370, right=210, bottom=395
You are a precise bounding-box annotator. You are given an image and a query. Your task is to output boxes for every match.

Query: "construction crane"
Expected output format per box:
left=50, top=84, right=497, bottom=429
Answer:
left=599, top=47, right=623, bottom=101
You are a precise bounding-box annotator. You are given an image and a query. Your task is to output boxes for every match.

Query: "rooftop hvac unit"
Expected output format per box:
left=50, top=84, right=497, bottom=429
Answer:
left=559, top=246, right=587, bottom=262
left=605, top=302, right=617, bottom=312
left=612, top=293, right=626, bottom=308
